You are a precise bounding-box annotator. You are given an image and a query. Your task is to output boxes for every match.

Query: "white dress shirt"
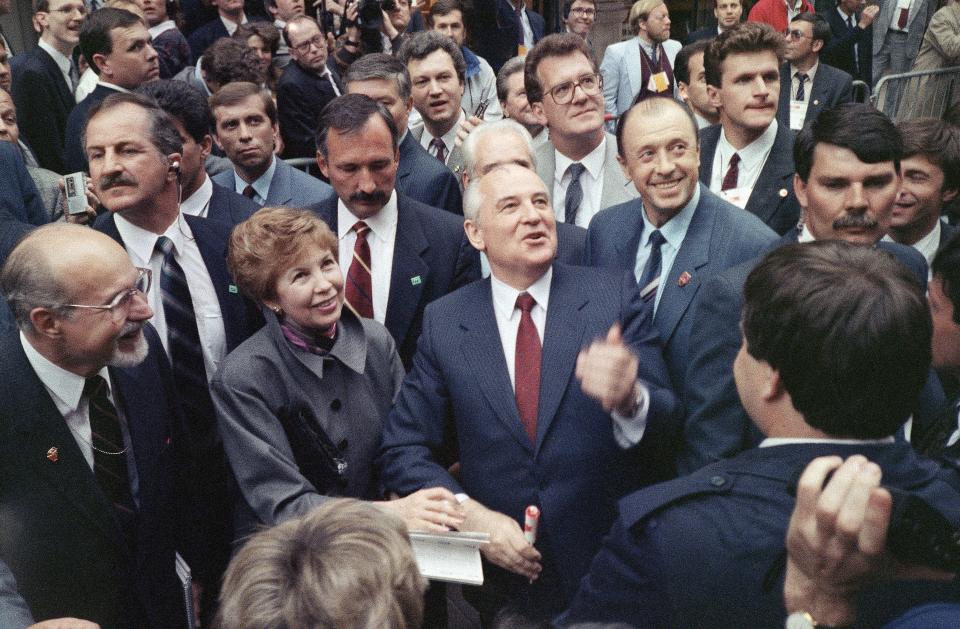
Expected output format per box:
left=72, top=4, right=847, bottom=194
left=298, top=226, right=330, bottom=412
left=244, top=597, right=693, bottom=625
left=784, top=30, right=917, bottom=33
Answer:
left=336, top=191, right=399, bottom=324
left=419, top=110, right=465, bottom=165
left=760, top=436, right=896, bottom=447
left=232, top=155, right=277, bottom=204
left=114, top=213, right=227, bottom=378
left=488, top=267, right=650, bottom=448
left=889, top=0, right=914, bottom=32
left=74, top=68, right=98, bottom=103
left=180, top=175, right=213, bottom=218
left=220, top=13, right=247, bottom=36
left=512, top=1, right=535, bottom=49
left=148, top=19, right=178, bottom=38
left=20, top=333, right=140, bottom=501
left=882, top=220, right=940, bottom=273
left=553, top=135, right=607, bottom=228
left=633, top=185, right=700, bottom=314
left=38, top=40, right=73, bottom=92
left=710, top=120, right=779, bottom=207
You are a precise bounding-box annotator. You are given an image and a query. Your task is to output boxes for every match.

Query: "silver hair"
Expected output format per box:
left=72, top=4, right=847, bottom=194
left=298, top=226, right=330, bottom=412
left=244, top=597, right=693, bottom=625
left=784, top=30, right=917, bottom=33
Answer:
left=461, top=119, right=537, bottom=181
left=0, top=228, right=73, bottom=332
left=462, top=175, right=484, bottom=222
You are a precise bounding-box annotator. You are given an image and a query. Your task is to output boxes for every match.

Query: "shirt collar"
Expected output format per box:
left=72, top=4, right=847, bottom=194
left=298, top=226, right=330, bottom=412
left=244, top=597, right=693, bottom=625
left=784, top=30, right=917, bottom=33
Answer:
left=114, top=211, right=192, bottom=266
left=234, top=155, right=277, bottom=200
left=798, top=223, right=815, bottom=242
left=336, top=190, right=399, bottom=243
left=882, top=221, right=941, bottom=266
left=837, top=5, right=856, bottom=19
left=95, top=81, right=130, bottom=93
left=641, top=184, right=700, bottom=250
left=148, top=20, right=178, bottom=38
left=554, top=134, right=606, bottom=183
left=38, top=40, right=71, bottom=76
left=719, top=119, right=778, bottom=171
left=760, top=436, right=896, bottom=447
left=20, top=331, right=110, bottom=413
left=220, top=13, right=248, bottom=35
left=789, top=61, right=819, bottom=83
left=180, top=175, right=213, bottom=218
left=423, top=110, right=465, bottom=151
left=490, top=266, right=553, bottom=321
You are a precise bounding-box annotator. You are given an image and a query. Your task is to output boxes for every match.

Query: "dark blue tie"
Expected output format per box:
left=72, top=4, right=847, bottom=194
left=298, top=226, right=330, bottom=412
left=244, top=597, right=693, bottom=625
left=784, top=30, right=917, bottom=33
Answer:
left=638, top=229, right=666, bottom=302
left=564, top=162, right=586, bottom=226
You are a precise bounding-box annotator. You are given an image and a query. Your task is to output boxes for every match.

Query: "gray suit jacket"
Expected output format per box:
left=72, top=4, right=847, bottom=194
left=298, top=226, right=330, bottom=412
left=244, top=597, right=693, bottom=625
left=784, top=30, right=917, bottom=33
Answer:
left=534, top=132, right=639, bottom=221
left=408, top=119, right=466, bottom=178
left=873, top=0, right=936, bottom=61
left=0, top=560, right=32, bottom=629
left=211, top=157, right=333, bottom=208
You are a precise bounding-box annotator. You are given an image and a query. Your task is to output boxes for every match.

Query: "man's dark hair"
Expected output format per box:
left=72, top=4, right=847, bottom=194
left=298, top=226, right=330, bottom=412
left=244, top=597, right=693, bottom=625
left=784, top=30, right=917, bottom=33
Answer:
left=345, top=53, right=412, bottom=102
left=496, top=56, right=525, bottom=102
left=790, top=12, right=831, bottom=47
left=523, top=33, right=598, bottom=104
left=743, top=241, right=931, bottom=438
left=704, top=22, right=784, bottom=88
left=674, top=40, right=710, bottom=86
left=202, top=38, right=264, bottom=88
left=794, top=103, right=902, bottom=182
left=138, top=79, right=212, bottom=144
left=933, top=232, right=960, bottom=325
left=429, top=0, right=464, bottom=21
left=209, top=81, right=277, bottom=125
left=79, top=7, right=143, bottom=74
left=316, top=93, right=399, bottom=158
left=234, top=21, right=281, bottom=55
left=898, top=118, right=960, bottom=194
left=616, top=95, right=698, bottom=158
left=562, top=0, right=597, bottom=19
left=83, top=91, right=183, bottom=159
left=397, top=31, right=466, bottom=84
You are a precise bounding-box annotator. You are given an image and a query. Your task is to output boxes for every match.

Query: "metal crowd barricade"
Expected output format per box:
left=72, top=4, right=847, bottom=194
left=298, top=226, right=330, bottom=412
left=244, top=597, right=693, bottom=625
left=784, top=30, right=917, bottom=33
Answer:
left=871, top=66, right=960, bottom=121
left=851, top=80, right=871, bottom=104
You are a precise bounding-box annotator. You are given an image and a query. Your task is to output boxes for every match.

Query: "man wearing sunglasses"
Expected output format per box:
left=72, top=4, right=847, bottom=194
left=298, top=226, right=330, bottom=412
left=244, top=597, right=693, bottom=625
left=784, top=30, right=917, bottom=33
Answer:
left=277, top=15, right=343, bottom=159
left=0, top=223, right=202, bottom=627
left=776, top=13, right=854, bottom=131
left=526, top=33, right=638, bottom=229
left=84, top=91, right=263, bottom=623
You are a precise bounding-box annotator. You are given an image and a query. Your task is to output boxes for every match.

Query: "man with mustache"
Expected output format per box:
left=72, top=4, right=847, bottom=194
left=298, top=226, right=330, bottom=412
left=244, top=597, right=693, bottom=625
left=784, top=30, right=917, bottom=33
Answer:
left=309, top=94, right=480, bottom=369
left=700, top=22, right=801, bottom=235
left=681, top=103, right=942, bottom=474
left=84, top=91, right=262, bottom=622
left=0, top=222, right=202, bottom=627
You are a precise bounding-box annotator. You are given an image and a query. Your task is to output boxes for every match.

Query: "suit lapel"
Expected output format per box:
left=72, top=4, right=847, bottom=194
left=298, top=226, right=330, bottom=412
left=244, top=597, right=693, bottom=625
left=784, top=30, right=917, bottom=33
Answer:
left=600, top=133, right=636, bottom=209
left=536, top=265, right=588, bottom=448
left=458, top=285, right=534, bottom=454
left=396, top=135, right=415, bottom=189
left=745, top=125, right=792, bottom=225
left=384, top=199, right=430, bottom=349
left=778, top=63, right=792, bottom=128
left=267, top=159, right=294, bottom=205
left=627, top=42, right=642, bottom=99
left=698, top=126, right=720, bottom=185
left=186, top=215, right=245, bottom=350
left=448, top=145, right=465, bottom=178
left=613, top=201, right=645, bottom=270
left=6, top=339, right=127, bottom=549
left=655, top=191, right=713, bottom=343
left=536, top=144, right=557, bottom=203
left=37, top=48, right=73, bottom=110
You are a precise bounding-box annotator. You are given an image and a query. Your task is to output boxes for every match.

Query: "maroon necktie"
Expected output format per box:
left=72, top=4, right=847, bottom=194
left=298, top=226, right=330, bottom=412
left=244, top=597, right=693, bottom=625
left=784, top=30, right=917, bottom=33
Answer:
left=345, top=221, right=374, bottom=319
left=242, top=185, right=256, bottom=199
left=514, top=293, right=541, bottom=445
left=721, top=153, right=741, bottom=192
left=429, top=137, right=448, bottom=163
left=897, top=7, right=908, bottom=29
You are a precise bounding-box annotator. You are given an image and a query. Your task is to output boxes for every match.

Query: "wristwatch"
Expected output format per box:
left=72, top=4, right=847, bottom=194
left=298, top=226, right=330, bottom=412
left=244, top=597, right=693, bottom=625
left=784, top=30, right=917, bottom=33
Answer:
left=785, top=612, right=852, bottom=629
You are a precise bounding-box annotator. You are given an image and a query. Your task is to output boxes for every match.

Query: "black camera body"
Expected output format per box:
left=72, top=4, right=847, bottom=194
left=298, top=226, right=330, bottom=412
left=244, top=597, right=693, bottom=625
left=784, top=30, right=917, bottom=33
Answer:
left=357, top=0, right=397, bottom=29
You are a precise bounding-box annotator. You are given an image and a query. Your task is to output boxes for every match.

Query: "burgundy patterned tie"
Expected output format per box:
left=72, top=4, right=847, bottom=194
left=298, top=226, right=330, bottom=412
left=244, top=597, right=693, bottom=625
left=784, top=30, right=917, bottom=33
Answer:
left=429, top=137, right=448, bottom=163
left=515, top=293, right=541, bottom=445
left=721, top=153, right=741, bottom=192
left=242, top=185, right=256, bottom=199
left=345, top=221, right=374, bottom=319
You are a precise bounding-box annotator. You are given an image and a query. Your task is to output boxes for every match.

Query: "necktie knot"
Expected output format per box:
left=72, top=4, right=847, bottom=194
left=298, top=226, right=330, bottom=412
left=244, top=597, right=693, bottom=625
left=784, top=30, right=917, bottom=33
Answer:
left=728, top=153, right=741, bottom=168
left=795, top=72, right=808, bottom=83
left=721, top=153, right=741, bottom=192
left=568, top=162, right=587, bottom=179
left=242, top=185, right=256, bottom=199
left=429, top=137, right=447, bottom=163
left=84, top=374, right=107, bottom=399
left=516, top=292, right=536, bottom=314
left=353, top=221, right=371, bottom=238
left=155, top=235, right=174, bottom=257
left=647, top=229, right=666, bottom=249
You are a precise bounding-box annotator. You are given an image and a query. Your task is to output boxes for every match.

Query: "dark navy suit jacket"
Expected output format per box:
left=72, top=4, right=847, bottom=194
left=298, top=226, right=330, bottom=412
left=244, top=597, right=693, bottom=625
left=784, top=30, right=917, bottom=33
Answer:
left=186, top=15, right=268, bottom=63
left=379, top=263, right=678, bottom=618
left=0, top=327, right=200, bottom=628
left=396, top=132, right=463, bottom=215
left=278, top=59, right=343, bottom=159
left=698, top=122, right=802, bottom=236
left=821, top=8, right=873, bottom=85
left=679, top=231, right=941, bottom=474
left=63, top=83, right=122, bottom=174
left=470, top=0, right=546, bottom=73
left=685, top=25, right=720, bottom=44
left=10, top=47, right=75, bottom=174
left=776, top=61, right=854, bottom=131
left=584, top=185, right=777, bottom=391
left=207, top=180, right=258, bottom=225
left=308, top=193, right=480, bottom=369
left=562, top=442, right=960, bottom=628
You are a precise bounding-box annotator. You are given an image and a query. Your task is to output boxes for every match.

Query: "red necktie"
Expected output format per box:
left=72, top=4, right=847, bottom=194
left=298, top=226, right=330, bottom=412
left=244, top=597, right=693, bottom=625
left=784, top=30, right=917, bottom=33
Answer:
left=721, top=153, right=741, bottom=192
left=242, top=185, right=256, bottom=199
left=429, top=137, right=447, bottom=163
left=345, top=221, right=374, bottom=319
left=515, top=293, right=541, bottom=445
left=897, top=7, right=908, bottom=29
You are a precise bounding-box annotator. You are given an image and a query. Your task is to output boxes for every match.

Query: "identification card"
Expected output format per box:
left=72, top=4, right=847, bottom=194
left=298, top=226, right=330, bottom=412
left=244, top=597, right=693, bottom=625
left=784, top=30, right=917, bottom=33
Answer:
left=648, top=71, right=670, bottom=93
left=789, top=100, right=808, bottom=131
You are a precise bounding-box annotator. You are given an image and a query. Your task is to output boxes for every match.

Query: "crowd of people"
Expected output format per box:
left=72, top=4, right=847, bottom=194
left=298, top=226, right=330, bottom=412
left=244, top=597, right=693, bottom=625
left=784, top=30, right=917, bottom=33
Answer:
left=1, top=0, right=960, bottom=626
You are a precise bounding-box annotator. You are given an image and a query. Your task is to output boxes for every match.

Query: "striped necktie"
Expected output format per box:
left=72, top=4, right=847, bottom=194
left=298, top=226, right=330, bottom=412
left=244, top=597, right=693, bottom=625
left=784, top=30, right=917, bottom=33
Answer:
left=345, top=221, right=374, bottom=319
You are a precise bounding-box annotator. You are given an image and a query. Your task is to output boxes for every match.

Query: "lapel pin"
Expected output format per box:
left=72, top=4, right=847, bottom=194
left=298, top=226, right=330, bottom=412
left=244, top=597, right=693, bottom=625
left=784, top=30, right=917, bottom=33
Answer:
left=813, top=99, right=820, bottom=106
left=678, top=271, right=692, bottom=287
left=410, top=275, right=422, bottom=286
left=46, top=447, right=59, bottom=463
left=779, top=188, right=789, bottom=198
left=228, top=284, right=239, bottom=294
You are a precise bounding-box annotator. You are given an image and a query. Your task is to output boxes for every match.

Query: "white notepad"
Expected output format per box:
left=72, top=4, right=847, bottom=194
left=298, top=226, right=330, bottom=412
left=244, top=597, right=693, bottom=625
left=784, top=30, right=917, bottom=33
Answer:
left=408, top=531, right=490, bottom=585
